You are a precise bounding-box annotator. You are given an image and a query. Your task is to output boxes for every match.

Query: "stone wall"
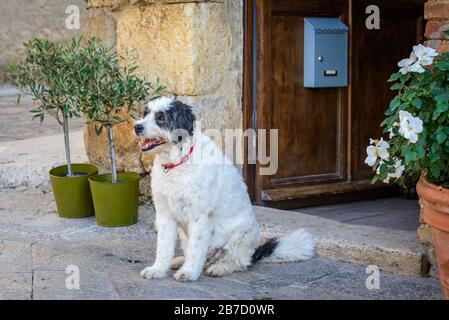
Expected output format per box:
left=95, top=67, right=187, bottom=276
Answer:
left=424, top=0, right=449, bottom=52
left=0, top=0, right=86, bottom=83
left=82, top=0, right=243, bottom=201
left=418, top=0, right=449, bottom=275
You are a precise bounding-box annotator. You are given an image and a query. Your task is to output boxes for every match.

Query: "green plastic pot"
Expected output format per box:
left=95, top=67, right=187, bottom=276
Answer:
left=89, top=172, right=140, bottom=227
left=49, top=163, right=99, bottom=218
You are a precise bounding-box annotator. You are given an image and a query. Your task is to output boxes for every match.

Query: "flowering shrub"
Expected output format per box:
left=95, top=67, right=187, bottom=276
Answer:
left=367, top=43, right=449, bottom=187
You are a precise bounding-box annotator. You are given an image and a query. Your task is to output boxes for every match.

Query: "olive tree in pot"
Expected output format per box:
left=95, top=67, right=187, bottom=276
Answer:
left=74, top=37, right=160, bottom=227
left=366, top=42, right=449, bottom=299
left=8, top=38, right=98, bottom=219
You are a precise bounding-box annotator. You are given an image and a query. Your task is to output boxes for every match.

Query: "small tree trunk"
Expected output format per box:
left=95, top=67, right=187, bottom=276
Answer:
left=107, top=126, right=117, bottom=183
left=63, top=113, right=74, bottom=177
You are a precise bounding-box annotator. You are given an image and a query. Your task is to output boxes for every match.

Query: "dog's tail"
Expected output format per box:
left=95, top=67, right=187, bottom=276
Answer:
left=251, top=229, right=315, bottom=264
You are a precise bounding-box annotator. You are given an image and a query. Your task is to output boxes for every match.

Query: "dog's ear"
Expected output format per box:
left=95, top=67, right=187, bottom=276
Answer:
left=167, top=100, right=196, bottom=136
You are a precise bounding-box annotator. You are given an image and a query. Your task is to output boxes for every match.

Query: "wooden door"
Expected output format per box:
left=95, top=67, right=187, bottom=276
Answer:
left=245, top=0, right=425, bottom=208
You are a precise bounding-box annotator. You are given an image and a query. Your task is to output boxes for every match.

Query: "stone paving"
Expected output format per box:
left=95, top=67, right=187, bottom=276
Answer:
left=0, top=187, right=442, bottom=300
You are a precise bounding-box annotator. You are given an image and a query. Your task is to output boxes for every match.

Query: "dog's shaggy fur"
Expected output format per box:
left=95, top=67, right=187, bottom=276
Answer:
left=134, top=97, right=315, bottom=282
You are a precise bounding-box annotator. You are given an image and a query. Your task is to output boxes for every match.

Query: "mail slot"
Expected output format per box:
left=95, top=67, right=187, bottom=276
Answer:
left=304, top=18, right=349, bottom=88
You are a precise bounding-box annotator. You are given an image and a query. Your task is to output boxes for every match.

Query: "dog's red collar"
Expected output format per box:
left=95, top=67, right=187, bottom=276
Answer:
left=162, top=145, right=195, bottom=173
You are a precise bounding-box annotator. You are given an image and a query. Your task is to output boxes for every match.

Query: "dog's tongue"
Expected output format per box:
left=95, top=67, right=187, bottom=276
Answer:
left=140, top=139, right=158, bottom=150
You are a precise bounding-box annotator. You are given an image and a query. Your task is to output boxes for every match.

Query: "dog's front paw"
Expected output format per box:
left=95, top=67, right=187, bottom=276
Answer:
left=140, top=266, right=167, bottom=280
left=174, top=268, right=200, bottom=282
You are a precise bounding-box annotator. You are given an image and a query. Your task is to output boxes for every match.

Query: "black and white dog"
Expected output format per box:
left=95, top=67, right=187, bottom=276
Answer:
left=134, top=97, right=315, bottom=282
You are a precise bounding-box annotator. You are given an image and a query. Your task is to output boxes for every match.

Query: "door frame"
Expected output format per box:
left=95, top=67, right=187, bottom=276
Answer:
left=242, top=0, right=400, bottom=208
left=243, top=0, right=257, bottom=202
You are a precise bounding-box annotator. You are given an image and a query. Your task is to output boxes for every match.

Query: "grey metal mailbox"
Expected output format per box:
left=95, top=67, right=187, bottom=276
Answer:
left=304, top=18, right=349, bottom=88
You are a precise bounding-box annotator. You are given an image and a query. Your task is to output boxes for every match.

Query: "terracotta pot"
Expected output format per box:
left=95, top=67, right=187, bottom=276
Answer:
left=416, top=176, right=449, bottom=299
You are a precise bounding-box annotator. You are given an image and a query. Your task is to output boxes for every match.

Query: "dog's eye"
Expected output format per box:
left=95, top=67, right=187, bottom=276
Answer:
left=156, top=113, right=165, bottom=122
left=143, top=109, right=149, bottom=117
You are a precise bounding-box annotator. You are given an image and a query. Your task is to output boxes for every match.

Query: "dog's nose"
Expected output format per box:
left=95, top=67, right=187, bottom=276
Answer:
left=134, top=124, right=144, bottom=135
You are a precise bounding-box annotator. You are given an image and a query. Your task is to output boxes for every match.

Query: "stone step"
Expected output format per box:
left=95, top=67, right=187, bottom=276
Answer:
left=0, top=86, right=20, bottom=97
left=0, top=130, right=87, bottom=189
left=255, top=206, right=428, bottom=277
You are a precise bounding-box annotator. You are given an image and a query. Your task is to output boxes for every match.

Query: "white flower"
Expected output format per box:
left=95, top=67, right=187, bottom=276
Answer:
left=413, top=44, right=438, bottom=66
left=375, top=159, right=404, bottom=183
left=398, top=52, right=425, bottom=74
left=365, top=138, right=390, bottom=167
left=398, top=113, right=423, bottom=143
left=388, top=128, right=395, bottom=139
left=376, top=138, right=390, bottom=153
left=376, top=160, right=385, bottom=175
left=397, top=45, right=438, bottom=74
left=389, top=159, right=405, bottom=179
left=399, top=111, right=412, bottom=122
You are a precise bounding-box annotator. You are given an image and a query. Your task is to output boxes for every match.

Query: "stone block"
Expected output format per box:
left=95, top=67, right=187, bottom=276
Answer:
left=0, top=240, right=32, bottom=273
left=425, top=39, right=449, bottom=53
left=418, top=223, right=438, bottom=274
left=115, top=2, right=232, bottom=96
left=108, top=269, right=232, bottom=299
left=83, top=8, right=117, bottom=47
left=0, top=272, right=32, bottom=296
left=425, top=1, right=449, bottom=20
left=0, top=131, right=87, bottom=189
left=425, top=21, right=449, bottom=40
left=86, top=0, right=123, bottom=8
left=0, top=188, right=53, bottom=212
left=33, top=270, right=118, bottom=300
left=83, top=114, right=153, bottom=174
left=82, top=1, right=243, bottom=193
left=255, top=206, right=429, bottom=277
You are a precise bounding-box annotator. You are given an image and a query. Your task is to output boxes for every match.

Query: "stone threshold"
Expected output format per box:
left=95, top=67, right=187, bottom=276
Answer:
left=255, top=206, right=429, bottom=277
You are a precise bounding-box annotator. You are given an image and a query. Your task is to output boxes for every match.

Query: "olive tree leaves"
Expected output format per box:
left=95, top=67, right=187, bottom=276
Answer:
left=8, top=37, right=83, bottom=124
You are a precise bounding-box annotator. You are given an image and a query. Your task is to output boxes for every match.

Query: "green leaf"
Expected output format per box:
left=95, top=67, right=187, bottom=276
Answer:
left=379, top=164, right=389, bottom=180
left=16, top=94, right=21, bottom=105
left=411, top=98, right=422, bottom=109
left=436, top=100, right=449, bottom=112
left=430, top=164, right=441, bottom=178
left=405, top=150, right=417, bottom=164
left=371, top=175, right=381, bottom=184
left=435, top=92, right=449, bottom=101
left=388, top=73, right=402, bottom=83
left=437, top=131, right=448, bottom=144
left=437, top=61, right=449, bottom=71
left=433, top=110, right=442, bottom=121
left=390, top=83, right=404, bottom=91
left=390, top=97, right=401, bottom=109
left=416, top=143, right=426, bottom=158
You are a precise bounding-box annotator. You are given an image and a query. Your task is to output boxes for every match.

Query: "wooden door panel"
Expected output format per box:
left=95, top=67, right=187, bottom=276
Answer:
left=270, top=15, right=344, bottom=186
left=351, top=0, right=425, bottom=180
left=258, top=0, right=348, bottom=193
